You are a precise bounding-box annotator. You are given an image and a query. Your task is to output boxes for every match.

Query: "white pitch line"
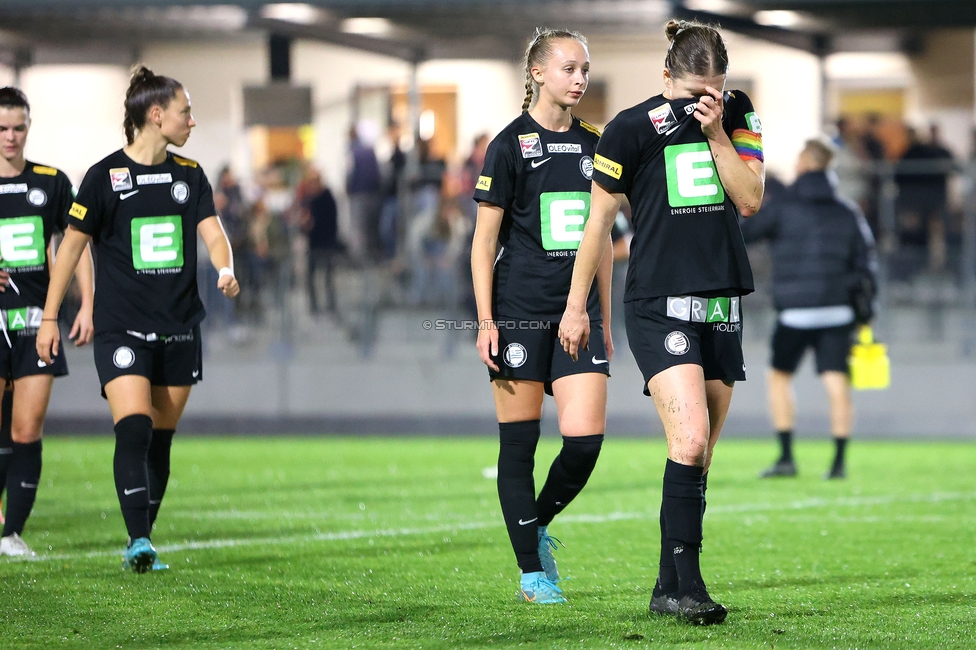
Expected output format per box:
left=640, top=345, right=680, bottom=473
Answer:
left=19, top=490, right=976, bottom=564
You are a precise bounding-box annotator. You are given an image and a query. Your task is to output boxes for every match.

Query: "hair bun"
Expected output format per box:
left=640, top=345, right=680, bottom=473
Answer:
left=664, top=19, right=691, bottom=42
left=129, top=65, right=155, bottom=86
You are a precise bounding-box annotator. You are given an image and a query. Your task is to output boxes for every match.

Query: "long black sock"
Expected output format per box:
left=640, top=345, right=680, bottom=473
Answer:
left=536, top=434, right=603, bottom=526
left=497, top=419, right=542, bottom=574
left=832, top=437, right=848, bottom=470
left=777, top=430, right=793, bottom=462
left=114, top=415, right=153, bottom=541
left=653, top=502, right=679, bottom=596
left=661, top=459, right=706, bottom=596
left=3, top=440, right=42, bottom=537
left=148, top=429, right=175, bottom=528
left=0, top=389, right=13, bottom=504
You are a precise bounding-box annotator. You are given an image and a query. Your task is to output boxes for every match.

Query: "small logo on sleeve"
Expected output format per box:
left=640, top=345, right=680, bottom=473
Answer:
left=476, top=176, right=492, bottom=191
left=593, top=154, right=622, bottom=180
left=648, top=103, right=679, bottom=134
left=68, top=202, right=88, bottom=220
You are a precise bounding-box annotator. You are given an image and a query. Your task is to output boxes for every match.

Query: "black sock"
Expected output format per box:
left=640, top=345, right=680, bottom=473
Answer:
left=148, top=429, right=175, bottom=528
left=497, top=420, right=543, bottom=574
left=661, top=459, right=706, bottom=595
left=2, top=440, right=42, bottom=537
left=832, top=437, right=848, bottom=469
left=777, top=430, right=793, bottom=463
left=114, top=415, right=153, bottom=541
left=0, top=389, right=12, bottom=503
left=653, top=502, right=678, bottom=596
left=536, top=434, right=603, bottom=526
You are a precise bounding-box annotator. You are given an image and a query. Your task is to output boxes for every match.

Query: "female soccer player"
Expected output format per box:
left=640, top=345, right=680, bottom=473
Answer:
left=36, top=67, right=239, bottom=572
left=559, top=20, right=764, bottom=624
left=471, top=28, right=613, bottom=604
left=0, top=87, right=95, bottom=557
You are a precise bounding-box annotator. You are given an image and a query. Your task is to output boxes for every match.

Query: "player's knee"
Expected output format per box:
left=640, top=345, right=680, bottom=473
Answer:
left=10, top=421, right=43, bottom=444
left=559, top=417, right=604, bottom=438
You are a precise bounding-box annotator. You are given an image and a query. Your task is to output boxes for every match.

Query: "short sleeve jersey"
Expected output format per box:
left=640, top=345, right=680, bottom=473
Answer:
left=592, top=90, right=762, bottom=302
left=68, top=150, right=215, bottom=334
left=474, top=114, right=602, bottom=321
left=0, top=162, right=73, bottom=312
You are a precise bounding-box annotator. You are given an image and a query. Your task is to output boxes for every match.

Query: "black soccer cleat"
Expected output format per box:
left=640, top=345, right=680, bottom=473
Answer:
left=760, top=459, right=797, bottom=478
left=649, top=593, right=680, bottom=616
left=677, top=591, right=728, bottom=625
left=824, top=465, right=846, bottom=480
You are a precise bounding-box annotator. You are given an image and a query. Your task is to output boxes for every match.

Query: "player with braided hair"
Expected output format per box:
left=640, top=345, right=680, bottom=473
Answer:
left=471, top=28, right=613, bottom=604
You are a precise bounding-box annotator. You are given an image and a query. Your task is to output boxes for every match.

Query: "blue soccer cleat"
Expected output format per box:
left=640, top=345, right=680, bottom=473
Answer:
left=519, top=571, right=566, bottom=604
left=537, top=526, right=564, bottom=582
left=122, top=537, right=157, bottom=574
left=151, top=557, right=170, bottom=571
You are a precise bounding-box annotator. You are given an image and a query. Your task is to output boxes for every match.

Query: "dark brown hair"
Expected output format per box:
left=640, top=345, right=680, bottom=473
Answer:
left=0, top=87, right=30, bottom=118
left=664, top=19, right=729, bottom=79
left=123, top=66, right=183, bottom=144
left=521, top=27, right=588, bottom=112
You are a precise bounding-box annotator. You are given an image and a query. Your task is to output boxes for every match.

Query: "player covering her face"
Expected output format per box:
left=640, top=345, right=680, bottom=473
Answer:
left=471, top=28, right=614, bottom=604
left=36, top=66, right=239, bottom=572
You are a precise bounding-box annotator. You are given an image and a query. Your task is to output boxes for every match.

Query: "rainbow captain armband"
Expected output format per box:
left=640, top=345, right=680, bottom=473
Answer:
left=732, top=129, right=763, bottom=162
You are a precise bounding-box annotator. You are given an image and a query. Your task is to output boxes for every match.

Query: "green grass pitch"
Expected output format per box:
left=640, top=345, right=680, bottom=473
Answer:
left=1, top=436, right=975, bottom=649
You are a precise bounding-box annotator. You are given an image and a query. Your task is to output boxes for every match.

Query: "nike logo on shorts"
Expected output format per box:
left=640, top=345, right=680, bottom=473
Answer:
left=518, top=517, right=538, bottom=526
left=530, top=158, right=552, bottom=169
left=591, top=357, right=608, bottom=364
left=123, top=487, right=147, bottom=496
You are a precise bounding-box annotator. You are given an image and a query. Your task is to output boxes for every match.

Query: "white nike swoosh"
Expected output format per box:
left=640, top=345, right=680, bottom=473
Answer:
left=120, top=190, right=139, bottom=200
left=20, top=482, right=37, bottom=489
left=192, top=370, right=199, bottom=377
left=530, top=157, right=552, bottom=169
left=591, top=357, right=608, bottom=364
left=123, top=487, right=147, bottom=496
left=664, top=125, right=680, bottom=135
left=518, top=517, right=538, bottom=526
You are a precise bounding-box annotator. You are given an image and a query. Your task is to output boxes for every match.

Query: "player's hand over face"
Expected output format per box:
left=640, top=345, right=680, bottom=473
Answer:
left=36, top=320, right=60, bottom=366
left=218, top=273, right=240, bottom=298
left=558, top=305, right=590, bottom=362
left=477, top=321, right=500, bottom=372
left=69, top=305, right=94, bottom=346
left=694, top=86, right=725, bottom=141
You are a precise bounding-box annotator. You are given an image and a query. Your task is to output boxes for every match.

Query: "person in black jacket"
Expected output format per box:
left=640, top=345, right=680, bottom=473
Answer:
left=741, top=139, right=876, bottom=480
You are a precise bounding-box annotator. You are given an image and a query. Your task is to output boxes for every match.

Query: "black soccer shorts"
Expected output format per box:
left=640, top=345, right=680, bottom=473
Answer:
left=0, top=331, right=68, bottom=381
left=94, top=327, right=202, bottom=394
left=488, top=317, right=610, bottom=396
left=771, top=322, right=854, bottom=375
left=625, top=296, right=746, bottom=396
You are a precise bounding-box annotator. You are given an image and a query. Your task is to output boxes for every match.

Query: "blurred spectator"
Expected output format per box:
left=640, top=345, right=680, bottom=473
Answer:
left=346, top=124, right=383, bottom=262
left=201, top=166, right=246, bottom=337
left=460, top=133, right=489, bottom=222
left=832, top=117, right=870, bottom=211
left=896, top=124, right=955, bottom=271
left=250, top=168, right=292, bottom=323
left=861, top=113, right=887, bottom=236
left=407, top=196, right=471, bottom=309
left=378, top=123, right=407, bottom=260
left=301, top=169, right=343, bottom=315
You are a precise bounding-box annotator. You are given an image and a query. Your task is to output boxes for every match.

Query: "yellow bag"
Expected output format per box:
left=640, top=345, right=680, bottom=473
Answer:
left=849, top=325, right=890, bottom=390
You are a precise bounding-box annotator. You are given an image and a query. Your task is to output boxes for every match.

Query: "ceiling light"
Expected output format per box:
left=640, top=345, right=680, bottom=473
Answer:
left=753, top=10, right=802, bottom=27
left=684, top=0, right=741, bottom=14
left=341, top=17, right=393, bottom=36
left=260, top=3, right=326, bottom=25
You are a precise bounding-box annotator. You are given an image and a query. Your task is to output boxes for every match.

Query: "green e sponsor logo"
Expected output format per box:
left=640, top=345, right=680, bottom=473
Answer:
left=540, top=192, right=590, bottom=251
left=131, top=216, right=183, bottom=270
left=664, top=143, right=725, bottom=208
left=0, top=216, right=45, bottom=268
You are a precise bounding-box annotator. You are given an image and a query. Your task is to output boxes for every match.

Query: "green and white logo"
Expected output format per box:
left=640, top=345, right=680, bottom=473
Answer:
left=0, top=216, right=45, bottom=268
left=539, top=192, right=590, bottom=251
left=664, top=143, right=724, bottom=208
left=131, top=215, right=184, bottom=270
left=745, top=111, right=762, bottom=134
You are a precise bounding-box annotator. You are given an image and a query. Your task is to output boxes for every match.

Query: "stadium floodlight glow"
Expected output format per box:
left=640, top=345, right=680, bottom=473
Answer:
left=260, top=3, right=325, bottom=25
left=684, top=0, right=742, bottom=14
left=753, top=10, right=802, bottom=27
left=341, top=17, right=394, bottom=36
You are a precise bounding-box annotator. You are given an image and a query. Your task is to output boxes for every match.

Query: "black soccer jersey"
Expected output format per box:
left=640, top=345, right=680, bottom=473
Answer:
left=592, top=90, right=762, bottom=302
left=474, top=113, right=602, bottom=321
left=67, top=150, right=215, bottom=334
left=0, top=162, right=73, bottom=314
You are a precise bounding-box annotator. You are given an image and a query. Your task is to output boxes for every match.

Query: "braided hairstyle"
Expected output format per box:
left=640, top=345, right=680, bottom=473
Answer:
left=123, top=65, right=183, bottom=145
left=520, top=27, right=587, bottom=113
left=663, top=19, right=729, bottom=79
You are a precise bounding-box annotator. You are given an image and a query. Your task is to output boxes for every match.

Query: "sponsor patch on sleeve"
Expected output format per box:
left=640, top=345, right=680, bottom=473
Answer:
left=593, top=154, right=622, bottom=180
left=475, top=176, right=492, bottom=192
left=578, top=120, right=602, bottom=136
left=648, top=103, right=678, bottom=134
left=172, top=155, right=198, bottom=168
left=68, top=202, right=88, bottom=220
left=32, top=165, right=58, bottom=176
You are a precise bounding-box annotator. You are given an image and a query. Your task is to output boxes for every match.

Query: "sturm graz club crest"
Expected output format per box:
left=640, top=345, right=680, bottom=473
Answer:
left=504, top=343, right=527, bottom=368
left=580, top=156, right=594, bottom=180
left=27, top=188, right=47, bottom=206
left=113, top=346, right=135, bottom=369
left=171, top=181, right=189, bottom=204
left=664, top=331, right=690, bottom=356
